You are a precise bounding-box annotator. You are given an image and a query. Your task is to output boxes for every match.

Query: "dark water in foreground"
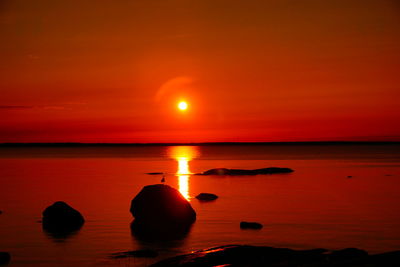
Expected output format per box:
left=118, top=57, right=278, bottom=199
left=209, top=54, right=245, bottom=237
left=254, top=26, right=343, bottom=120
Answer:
left=0, top=144, right=400, bottom=266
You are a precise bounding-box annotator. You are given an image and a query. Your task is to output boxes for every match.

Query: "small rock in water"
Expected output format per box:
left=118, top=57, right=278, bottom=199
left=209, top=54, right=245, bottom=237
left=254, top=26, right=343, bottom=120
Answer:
left=240, top=221, right=263, bottom=229
left=42, top=201, right=85, bottom=233
left=0, top=210, right=3, bottom=215
left=110, top=249, right=158, bottom=259
left=196, top=193, right=218, bottom=201
left=347, top=175, right=353, bottom=178
left=0, top=252, right=11, bottom=265
left=147, top=172, right=164, bottom=175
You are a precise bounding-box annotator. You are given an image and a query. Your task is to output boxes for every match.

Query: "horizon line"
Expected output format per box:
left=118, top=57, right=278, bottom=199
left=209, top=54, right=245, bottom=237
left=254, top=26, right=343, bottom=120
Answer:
left=1, top=141, right=400, bottom=147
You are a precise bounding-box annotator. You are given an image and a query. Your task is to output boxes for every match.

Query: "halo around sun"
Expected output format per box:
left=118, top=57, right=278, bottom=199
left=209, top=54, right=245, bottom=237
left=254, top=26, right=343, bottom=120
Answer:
left=178, top=101, right=188, bottom=111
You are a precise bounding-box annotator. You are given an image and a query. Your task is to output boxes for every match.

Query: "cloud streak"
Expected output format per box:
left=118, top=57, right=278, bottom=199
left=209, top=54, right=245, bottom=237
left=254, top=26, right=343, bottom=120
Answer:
left=0, top=105, right=34, bottom=109
left=0, top=102, right=87, bottom=110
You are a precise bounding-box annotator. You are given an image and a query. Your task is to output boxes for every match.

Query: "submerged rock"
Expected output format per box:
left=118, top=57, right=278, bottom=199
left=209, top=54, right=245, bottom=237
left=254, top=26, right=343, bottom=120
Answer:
left=0, top=252, right=11, bottom=265
left=130, top=184, right=196, bottom=239
left=240, top=221, right=263, bottom=229
left=110, top=249, right=158, bottom=259
left=42, top=201, right=85, bottom=235
left=195, top=193, right=218, bottom=201
left=197, top=167, right=293, bottom=176
left=150, top=244, right=400, bottom=267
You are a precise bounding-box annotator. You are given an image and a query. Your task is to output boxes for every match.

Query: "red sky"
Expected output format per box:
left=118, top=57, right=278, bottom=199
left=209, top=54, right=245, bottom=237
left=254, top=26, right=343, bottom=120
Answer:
left=1, top=0, right=400, bottom=143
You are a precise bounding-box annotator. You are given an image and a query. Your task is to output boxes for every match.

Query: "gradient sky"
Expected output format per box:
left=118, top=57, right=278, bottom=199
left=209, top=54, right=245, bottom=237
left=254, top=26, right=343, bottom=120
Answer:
left=1, top=0, right=400, bottom=143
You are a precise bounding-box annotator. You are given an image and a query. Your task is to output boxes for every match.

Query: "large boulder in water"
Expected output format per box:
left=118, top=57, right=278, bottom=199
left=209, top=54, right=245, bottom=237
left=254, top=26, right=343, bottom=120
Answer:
left=42, top=201, right=85, bottom=235
left=130, top=184, right=196, bottom=238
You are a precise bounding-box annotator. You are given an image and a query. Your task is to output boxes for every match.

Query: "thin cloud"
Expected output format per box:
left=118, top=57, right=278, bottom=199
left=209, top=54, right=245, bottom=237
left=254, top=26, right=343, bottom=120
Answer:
left=0, top=105, right=34, bottom=109
left=0, top=102, right=87, bottom=110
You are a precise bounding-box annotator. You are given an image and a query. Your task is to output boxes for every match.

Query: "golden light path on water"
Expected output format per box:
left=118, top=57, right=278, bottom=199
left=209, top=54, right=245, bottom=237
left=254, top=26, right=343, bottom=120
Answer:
left=177, top=159, right=190, bottom=200
left=168, top=146, right=199, bottom=200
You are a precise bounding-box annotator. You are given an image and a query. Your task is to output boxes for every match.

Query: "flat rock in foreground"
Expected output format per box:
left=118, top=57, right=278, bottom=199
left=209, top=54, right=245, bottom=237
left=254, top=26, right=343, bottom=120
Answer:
left=0, top=252, right=11, bottom=265
left=150, top=245, right=400, bottom=267
left=110, top=249, right=158, bottom=259
left=197, top=167, right=294, bottom=176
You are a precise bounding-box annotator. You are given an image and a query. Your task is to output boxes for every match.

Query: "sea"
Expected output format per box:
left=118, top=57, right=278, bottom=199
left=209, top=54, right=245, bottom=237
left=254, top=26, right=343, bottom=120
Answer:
left=1, top=144, right=400, bottom=266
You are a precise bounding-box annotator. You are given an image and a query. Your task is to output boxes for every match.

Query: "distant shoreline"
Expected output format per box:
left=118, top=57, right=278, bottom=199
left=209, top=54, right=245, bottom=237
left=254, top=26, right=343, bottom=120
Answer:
left=1, top=141, right=400, bottom=147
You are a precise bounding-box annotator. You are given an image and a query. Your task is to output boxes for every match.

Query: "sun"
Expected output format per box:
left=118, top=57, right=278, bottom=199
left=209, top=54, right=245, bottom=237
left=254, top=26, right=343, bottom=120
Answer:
left=178, top=101, right=188, bottom=111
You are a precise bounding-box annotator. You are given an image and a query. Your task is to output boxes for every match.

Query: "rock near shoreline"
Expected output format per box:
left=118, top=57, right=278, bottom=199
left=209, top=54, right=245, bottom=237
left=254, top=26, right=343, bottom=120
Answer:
left=110, top=249, right=158, bottom=259
left=0, top=252, right=11, bottom=265
left=150, top=245, right=400, bottom=267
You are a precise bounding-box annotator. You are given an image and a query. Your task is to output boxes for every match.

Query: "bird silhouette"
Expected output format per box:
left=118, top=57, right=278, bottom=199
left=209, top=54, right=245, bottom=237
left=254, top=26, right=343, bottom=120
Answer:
left=161, top=174, right=165, bottom=183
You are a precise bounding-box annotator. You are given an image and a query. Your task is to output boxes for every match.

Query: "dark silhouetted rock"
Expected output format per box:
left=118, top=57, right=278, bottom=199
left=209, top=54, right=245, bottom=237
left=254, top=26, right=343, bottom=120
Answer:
left=369, top=251, right=400, bottom=266
left=150, top=245, right=327, bottom=267
left=0, top=210, right=2, bottom=215
left=147, top=172, right=164, bottom=175
left=130, top=184, right=196, bottom=239
left=195, top=193, right=218, bottom=201
left=197, top=167, right=293, bottom=176
left=42, top=201, right=84, bottom=236
left=329, top=248, right=368, bottom=262
left=347, top=175, right=353, bottom=178
left=240, top=221, right=263, bottom=229
left=110, top=249, right=158, bottom=259
left=150, top=244, right=400, bottom=267
left=0, top=252, right=11, bottom=265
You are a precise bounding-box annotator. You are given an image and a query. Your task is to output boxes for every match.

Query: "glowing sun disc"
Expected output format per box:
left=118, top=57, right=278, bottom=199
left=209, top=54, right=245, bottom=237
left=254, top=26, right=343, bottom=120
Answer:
left=178, top=101, right=188, bottom=111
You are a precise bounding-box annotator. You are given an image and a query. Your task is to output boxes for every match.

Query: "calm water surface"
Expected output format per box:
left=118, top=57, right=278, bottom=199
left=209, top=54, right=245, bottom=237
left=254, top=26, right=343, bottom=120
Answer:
left=1, top=144, right=400, bottom=266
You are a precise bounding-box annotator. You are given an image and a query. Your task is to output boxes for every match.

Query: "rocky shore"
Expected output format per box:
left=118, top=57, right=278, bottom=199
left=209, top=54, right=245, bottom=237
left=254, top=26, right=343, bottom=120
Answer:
left=150, top=244, right=400, bottom=267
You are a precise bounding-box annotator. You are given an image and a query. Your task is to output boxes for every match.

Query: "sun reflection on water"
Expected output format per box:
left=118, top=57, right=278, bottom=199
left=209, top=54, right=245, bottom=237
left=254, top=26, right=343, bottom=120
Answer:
left=168, top=146, right=199, bottom=200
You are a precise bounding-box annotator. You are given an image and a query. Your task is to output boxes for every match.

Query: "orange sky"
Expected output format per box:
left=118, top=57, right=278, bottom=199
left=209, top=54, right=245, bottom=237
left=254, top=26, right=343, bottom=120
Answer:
left=1, top=0, right=400, bottom=143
